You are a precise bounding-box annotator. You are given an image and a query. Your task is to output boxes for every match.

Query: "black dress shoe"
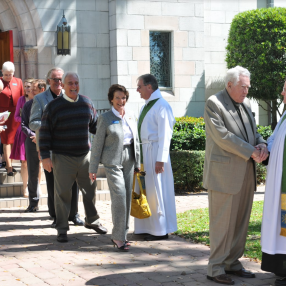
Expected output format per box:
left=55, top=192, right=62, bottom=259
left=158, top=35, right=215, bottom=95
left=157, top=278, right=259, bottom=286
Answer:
left=84, top=222, right=107, bottom=234
left=57, top=234, right=68, bottom=243
left=225, top=268, right=255, bottom=278
left=207, top=274, right=234, bottom=285
left=24, top=206, right=39, bottom=212
left=276, top=277, right=286, bottom=286
left=70, top=216, right=84, bottom=226
left=51, top=219, right=56, bottom=228
left=5, top=167, right=17, bottom=173
left=144, top=234, right=168, bottom=241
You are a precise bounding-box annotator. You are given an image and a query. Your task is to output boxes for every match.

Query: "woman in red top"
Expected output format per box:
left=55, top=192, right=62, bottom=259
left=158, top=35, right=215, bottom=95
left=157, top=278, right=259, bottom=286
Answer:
left=0, top=61, right=24, bottom=175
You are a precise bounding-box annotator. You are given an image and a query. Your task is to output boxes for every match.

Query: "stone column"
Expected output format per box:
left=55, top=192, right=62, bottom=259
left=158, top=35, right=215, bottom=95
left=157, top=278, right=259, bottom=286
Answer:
left=13, top=48, right=21, bottom=78
left=22, top=48, right=38, bottom=79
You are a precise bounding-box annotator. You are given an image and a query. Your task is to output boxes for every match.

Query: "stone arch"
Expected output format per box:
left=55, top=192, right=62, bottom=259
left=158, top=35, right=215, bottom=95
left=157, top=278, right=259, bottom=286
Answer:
left=0, top=0, right=41, bottom=79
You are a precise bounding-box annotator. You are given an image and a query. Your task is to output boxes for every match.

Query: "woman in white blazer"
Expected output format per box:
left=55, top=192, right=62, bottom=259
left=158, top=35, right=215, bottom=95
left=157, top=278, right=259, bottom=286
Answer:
left=89, top=84, right=140, bottom=251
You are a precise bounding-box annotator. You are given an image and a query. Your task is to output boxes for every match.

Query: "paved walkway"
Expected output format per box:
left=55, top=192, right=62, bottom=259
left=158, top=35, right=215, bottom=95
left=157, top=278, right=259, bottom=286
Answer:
left=0, top=186, right=276, bottom=286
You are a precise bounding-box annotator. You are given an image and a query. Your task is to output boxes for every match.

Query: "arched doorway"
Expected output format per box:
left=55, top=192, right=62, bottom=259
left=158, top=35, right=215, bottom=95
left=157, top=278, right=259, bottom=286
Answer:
left=0, top=0, right=40, bottom=79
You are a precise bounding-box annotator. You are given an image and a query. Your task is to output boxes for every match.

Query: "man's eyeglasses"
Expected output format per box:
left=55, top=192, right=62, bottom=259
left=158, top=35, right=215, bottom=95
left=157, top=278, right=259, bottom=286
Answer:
left=50, top=78, right=62, bottom=82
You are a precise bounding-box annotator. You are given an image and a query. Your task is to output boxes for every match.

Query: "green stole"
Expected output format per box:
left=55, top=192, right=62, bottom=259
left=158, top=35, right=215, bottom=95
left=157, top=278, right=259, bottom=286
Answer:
left=280, top=115, right=286, bottom=236
left=138, top=98, right=160, bottom=164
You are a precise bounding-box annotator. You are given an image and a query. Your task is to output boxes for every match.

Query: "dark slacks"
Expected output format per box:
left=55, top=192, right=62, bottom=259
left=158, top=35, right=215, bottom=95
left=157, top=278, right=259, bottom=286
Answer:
left=25, top=137, right=39, bottom=207
left=44, top=169, right=79, bottom=220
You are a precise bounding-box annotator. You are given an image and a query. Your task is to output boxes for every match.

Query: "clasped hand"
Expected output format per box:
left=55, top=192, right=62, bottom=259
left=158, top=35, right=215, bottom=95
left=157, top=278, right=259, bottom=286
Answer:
left=251, top=143, right=268, bottom=163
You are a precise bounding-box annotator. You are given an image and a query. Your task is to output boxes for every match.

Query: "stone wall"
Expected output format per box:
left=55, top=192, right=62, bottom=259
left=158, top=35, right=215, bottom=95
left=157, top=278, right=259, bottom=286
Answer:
left=0, top=0, right=274, bottom=122
left=34, top=0, right=111, bottom=110
left=110, top=0, right=204, bottom=117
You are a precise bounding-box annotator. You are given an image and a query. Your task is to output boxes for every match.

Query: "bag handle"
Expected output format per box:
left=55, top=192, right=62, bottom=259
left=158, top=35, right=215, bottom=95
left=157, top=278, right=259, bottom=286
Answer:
left=132, top=173, right=145, bottom=196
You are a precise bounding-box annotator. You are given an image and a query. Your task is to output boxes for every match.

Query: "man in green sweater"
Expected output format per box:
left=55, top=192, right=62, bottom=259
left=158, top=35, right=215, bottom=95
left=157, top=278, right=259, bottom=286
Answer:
left=39, top=72, right=107, bottom=243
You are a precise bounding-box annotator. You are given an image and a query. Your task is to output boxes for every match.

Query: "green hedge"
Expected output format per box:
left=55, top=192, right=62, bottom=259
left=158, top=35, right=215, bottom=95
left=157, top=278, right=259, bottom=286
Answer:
left=171, top=117, right=205, bottom=151
left=170, top=117, right=271, bottom=192
left=171, top=117, right=273, bottom=152
left=257, top=125, right=273, bottom=141
left=171, top=150, right=267, bottom=192
left=170, top=150, right=205, bottom=192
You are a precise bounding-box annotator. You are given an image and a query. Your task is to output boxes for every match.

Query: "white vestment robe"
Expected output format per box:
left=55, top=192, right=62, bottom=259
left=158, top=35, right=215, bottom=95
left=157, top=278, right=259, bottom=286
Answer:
left=261, top=111, right=286, bottom=254
left=134, top=89, right=177, bottom=236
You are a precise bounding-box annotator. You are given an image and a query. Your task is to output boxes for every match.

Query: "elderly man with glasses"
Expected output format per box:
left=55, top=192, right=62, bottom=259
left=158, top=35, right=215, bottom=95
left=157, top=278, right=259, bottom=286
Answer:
left=204, top=66, right=268, bottom=285
left=29, top=67, right=83, bottom=228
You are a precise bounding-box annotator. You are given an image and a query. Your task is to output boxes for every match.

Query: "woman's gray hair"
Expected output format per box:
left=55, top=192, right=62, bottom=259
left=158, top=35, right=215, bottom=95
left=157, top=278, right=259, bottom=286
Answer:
left=62, top=72, right=80, bottom=84
left=46, top=67, right=64, bottom=84
left=225, top=66, right=250, bottom=87
left=2, top=61, right=15, bottom=73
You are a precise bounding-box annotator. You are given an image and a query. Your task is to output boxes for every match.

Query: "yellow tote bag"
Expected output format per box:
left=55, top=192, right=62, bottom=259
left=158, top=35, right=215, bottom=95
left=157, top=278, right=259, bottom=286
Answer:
left=130, top=166, right=152, bottom=219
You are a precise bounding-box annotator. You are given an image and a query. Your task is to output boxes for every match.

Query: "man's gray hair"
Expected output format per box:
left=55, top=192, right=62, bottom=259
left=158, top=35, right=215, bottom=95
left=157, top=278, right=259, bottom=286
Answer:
left=2, top=61, right=15, bottom=73
left=62, top=72, right=80, bottom=84
left=46, top=67, right=64, bottom=84
left=0, top=79, right=3, bottom=91
left=137, top=74, right=158, bottom=91
left=225, top=66, right=251, bottom=87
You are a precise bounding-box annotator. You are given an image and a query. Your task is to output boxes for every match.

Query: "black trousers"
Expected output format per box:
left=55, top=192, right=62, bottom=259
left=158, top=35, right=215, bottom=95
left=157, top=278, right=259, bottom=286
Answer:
left=25, top=138, right=39, bottom=207
left=44, top=169, right=79, bottom=220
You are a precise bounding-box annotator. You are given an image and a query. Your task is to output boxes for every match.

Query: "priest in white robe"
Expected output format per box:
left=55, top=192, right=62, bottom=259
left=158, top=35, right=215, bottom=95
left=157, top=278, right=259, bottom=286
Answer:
left=134, top=74, right=177, bottom=241
left=261, top=80, right=286, bottom=285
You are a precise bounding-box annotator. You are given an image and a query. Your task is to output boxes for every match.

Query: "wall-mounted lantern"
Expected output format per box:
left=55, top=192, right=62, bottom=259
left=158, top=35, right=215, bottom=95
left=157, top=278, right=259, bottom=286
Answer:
left=57, top=11, right=70, bottom=56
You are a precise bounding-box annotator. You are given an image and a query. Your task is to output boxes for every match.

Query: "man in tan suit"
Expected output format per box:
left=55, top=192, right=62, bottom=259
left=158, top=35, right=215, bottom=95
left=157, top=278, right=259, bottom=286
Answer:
left=204, top=66, right=268, bottom=285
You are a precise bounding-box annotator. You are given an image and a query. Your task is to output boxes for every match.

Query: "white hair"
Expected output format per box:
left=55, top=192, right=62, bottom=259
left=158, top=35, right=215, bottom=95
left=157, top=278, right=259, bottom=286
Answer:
left=62, top=72, right=80, bottom=84
left=225, top=66, right=250, bottom=87
left=2, top=61, right=15, bottom=73
left=46, top=67, right=64, bottom=84
left=0, top=80, right=3, bottom=91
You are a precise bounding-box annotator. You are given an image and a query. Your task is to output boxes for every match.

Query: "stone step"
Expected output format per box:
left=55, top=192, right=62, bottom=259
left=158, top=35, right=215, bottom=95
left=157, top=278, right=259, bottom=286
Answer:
left=0, top=177, right=110, bottom=198
left=0, top=163, right=45, bottom=185
left=0, top=164, right=106, bottom=184
left=0, top=181, right=47, bottom=198
left=0, top=190, right=111, bottom=208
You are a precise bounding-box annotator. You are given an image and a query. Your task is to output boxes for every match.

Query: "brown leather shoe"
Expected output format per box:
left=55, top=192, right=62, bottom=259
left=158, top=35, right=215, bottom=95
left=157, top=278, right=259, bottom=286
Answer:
left=84, top=222, right=107, bottom=234
left=207, top=274, right=234, bottom=285
left=225, top=268, right=255, bottom=278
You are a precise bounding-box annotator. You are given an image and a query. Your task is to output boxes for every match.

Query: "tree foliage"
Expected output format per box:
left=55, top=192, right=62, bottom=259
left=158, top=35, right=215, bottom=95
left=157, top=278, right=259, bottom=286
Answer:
left=226, top=7, right=286, bottom=125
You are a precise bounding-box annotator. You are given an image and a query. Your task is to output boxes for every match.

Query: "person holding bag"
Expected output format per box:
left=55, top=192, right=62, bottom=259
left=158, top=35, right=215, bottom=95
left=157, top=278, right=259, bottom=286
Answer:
left=89, top=84, right=140, bottom=252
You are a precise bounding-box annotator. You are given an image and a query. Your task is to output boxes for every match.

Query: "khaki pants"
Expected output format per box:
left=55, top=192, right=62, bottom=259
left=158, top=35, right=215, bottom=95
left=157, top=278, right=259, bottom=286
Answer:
left=207, top=160, right=255, bottom=277
left=52, top=152, right=99, bottom=234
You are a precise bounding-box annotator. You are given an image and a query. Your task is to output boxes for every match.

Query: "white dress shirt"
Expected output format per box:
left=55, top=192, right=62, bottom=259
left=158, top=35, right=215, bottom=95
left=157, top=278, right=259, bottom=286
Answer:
left=112, top=106, right=133, bottom=145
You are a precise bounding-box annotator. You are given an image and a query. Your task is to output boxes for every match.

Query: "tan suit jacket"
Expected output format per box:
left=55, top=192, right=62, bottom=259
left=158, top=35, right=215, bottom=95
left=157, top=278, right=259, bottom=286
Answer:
left=203, top=88, right=266, bottom=195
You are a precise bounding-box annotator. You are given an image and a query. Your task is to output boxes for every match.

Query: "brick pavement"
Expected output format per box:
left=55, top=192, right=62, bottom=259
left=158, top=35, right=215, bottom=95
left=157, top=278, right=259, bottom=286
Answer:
left=0, top=185, right=276, bottom=286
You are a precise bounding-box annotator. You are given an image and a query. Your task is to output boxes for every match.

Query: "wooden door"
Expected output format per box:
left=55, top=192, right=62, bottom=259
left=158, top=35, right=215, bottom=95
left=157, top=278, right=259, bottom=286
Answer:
left=0, top=30, right=13, bottom=69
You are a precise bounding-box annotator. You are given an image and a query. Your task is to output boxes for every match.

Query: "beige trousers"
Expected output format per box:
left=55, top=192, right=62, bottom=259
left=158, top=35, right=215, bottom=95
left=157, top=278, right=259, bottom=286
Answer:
left=207, top=160, right=255, bottom=277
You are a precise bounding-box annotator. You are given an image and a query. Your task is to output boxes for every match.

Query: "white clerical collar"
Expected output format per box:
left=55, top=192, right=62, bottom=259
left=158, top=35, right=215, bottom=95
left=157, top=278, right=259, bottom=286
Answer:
left=145, top=88, right=162, bottom=105
left=112, top=106, right=125, bottom=118
left=63, top=92, right=79, bottom=102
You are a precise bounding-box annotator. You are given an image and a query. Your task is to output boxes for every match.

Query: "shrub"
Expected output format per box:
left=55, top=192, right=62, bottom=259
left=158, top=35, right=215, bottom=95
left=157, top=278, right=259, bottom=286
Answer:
left=257, top=125, right=273, bottom=141
left=170, top=150, right=205, bottom=192
left=170, top=116, right=272, bottom=151
left=256, top=163, right=267, bottom=185
left=171, top=150, right=267, bottom=192
left=171, top=117, right=205, bottom=151
left=226, top=7, right=286, bottom=127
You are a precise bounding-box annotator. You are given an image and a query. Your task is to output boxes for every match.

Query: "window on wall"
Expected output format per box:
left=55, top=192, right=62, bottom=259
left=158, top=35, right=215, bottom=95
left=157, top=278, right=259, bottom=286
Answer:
left=149, top=31, right=171, bottom=88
